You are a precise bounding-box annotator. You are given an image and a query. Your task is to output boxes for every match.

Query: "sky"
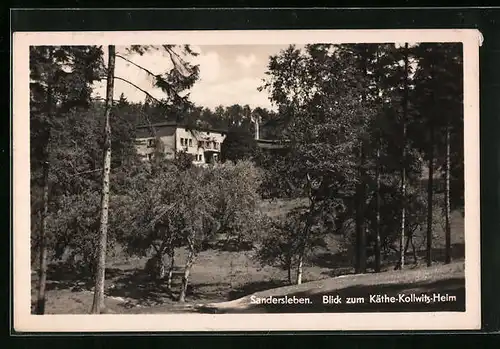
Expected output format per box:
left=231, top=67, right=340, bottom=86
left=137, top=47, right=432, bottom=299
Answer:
left=92, top=44, right=299, bottom=111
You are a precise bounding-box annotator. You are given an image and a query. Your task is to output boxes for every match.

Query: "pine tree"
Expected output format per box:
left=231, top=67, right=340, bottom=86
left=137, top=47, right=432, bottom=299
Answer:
left=30, top=45, right=104, bottom=314
left=412, top=43, right=463, bottom=266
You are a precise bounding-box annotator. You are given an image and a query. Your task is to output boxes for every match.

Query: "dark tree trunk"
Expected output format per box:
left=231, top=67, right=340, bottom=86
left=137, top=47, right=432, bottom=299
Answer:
left=35, top=72, right=53, bottom=315
left=287, top=258, right=292, bottom=285
left=355, top=46, right=371, bottom=274
left=411, top=234, right=418, bottom=264
left=35, top=156, right=50, bottom=315
left=91, top=45, right=115, bottom=314
left=156, top=253, right=166, bottom=281
left=355, top=145, right=367, bottom=274
left=426, top=139, right=435, bottom=267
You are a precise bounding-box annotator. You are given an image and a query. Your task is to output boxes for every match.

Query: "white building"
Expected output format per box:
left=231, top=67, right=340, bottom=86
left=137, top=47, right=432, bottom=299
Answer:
left=135, top=122, right=227, bottom=164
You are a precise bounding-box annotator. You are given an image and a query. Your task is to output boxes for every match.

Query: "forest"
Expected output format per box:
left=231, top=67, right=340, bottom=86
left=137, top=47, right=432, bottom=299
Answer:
left=29, top=43, right=464, bottom=314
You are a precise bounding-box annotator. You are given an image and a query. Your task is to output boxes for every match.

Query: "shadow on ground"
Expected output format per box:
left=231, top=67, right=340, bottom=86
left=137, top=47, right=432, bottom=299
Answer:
left=44, top=263, right=124, bottom=292
left=416, top=243, right=465, bottom=262
left=228, top=279, right=290, bottom=300
left=311, top=243, right=465, bottom=277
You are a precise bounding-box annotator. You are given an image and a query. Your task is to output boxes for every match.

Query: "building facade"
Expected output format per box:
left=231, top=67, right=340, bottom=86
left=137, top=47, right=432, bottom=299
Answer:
left=135, top=122, right=227, bottom=164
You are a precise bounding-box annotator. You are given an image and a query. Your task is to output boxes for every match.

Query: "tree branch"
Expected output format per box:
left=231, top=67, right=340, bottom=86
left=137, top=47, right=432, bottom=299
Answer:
left=112, top=76, right=170, bottom=137
left=164, top=46, right=191, bottom=77
left=115, top=54, right=161, bottom=81
left=113, top=76, right=164, bottom=106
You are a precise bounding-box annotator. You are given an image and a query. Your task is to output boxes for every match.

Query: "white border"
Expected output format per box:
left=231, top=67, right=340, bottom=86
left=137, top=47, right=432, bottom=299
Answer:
left=13, top=29, right=482, bottom=332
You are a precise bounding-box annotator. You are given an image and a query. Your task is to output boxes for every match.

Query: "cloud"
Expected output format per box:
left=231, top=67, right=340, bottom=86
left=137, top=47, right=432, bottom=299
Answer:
left=236, top=54, right=257, bottom=69
left=190, top=77, right=274, bottom=110
left=193, top=51, right=221, bottom=83
left=91, top=47, right=274, bottom=110
left=92, top=47, right=224, bottom=103
left=92, top=46, right=177, bottom=103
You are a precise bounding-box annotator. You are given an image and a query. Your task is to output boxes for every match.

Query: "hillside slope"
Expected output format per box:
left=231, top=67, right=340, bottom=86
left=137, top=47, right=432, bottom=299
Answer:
left=195, top=261, right=465, bottom=313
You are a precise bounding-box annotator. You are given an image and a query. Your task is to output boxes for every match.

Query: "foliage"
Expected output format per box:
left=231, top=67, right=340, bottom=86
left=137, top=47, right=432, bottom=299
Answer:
left=256, top=207, right=328, bottom=282
left=211, top=160, right=264, bottom=243
left=259, top=42, right=464, bottom=272
left=220, top=127, right=258, bottom=163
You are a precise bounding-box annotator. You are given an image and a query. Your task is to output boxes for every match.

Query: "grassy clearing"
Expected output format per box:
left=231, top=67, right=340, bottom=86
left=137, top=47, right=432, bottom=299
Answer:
left=31, top=198, right=465, bottom=314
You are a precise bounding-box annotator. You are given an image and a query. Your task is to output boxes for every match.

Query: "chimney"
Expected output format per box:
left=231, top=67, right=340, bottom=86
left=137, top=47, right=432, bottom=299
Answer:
left=250, top=113, right=260, bottom=140
left=255, top=118, right=259, bottom=140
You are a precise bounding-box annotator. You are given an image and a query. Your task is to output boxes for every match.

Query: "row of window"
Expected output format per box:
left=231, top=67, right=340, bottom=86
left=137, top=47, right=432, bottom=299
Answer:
left=146, top=153, right=204, bottom=161
left=180, top=137, right=220, bottom=150
left=180, top=137, right=193, bottom=147
left=146, top=138, right=221, bottom=150
left=145, top=153, right=218, bottom=163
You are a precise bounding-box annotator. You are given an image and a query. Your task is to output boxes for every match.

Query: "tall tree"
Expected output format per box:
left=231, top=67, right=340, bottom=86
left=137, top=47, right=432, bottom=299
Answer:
left=91, top=45, right=116, bottom=314
left=412, top=43, right=463, bottom=266
left=30, top=45, right=103, bottom=314
left=399, top=43, right=410, bottom=270
left=261, top=44, right=367, bottom=274
left=90, top=44, right=200, bottom=312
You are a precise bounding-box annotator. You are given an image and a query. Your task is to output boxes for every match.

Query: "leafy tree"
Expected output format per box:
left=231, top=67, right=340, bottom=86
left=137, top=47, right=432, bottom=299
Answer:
left=260, top=44, right=370, bottom=275
left=256, top=210, right=326, bottom=285
left=30, top=45, right=104, bottom=314
left=211, top=160, right=264, bottom=245
left=220, top=127, right=258, bottom=163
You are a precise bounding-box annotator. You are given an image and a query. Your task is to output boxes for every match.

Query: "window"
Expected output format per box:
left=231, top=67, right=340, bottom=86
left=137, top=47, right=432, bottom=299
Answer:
left=147, top=139, right=155, bottom=148
left=214, top=142, right=219, bottom=150
left=188, top=139, right=193, bottom=147
left=147, top=153, right=153, bottom=160
left=207, top=131, right=210, bottom=135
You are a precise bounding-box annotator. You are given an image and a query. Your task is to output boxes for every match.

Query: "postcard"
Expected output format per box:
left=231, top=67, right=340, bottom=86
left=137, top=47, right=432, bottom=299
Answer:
left=12, top=28, right=482, bottom=332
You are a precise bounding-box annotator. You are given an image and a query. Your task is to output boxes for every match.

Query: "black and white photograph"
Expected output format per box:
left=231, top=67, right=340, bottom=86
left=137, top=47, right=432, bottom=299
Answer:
left=13, top=29, right=481, bottom=332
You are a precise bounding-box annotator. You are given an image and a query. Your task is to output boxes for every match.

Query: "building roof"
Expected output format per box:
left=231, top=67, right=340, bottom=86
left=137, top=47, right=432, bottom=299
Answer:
left=136, top=122, right=227, bottom=135
left=256, top=139, right=290, bottom=149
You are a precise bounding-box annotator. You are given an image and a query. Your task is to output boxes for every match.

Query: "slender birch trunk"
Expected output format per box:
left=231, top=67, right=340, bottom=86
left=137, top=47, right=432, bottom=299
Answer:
left=426, top=63, right=436, bottom=267
left=375, top=140, right=382, bottom=273
left=444, top=122, right=452, bottom=264
left=399, top=43, right=409, bottom=270
left=179, top=247, right=195, bottom=302
left=296, top=252, right=304, bottom=285
left=374, top=48, right=382, bottom=273
left=91, top=45, right=115, bottom=314
left=166, top=251, right=175, bottom=290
